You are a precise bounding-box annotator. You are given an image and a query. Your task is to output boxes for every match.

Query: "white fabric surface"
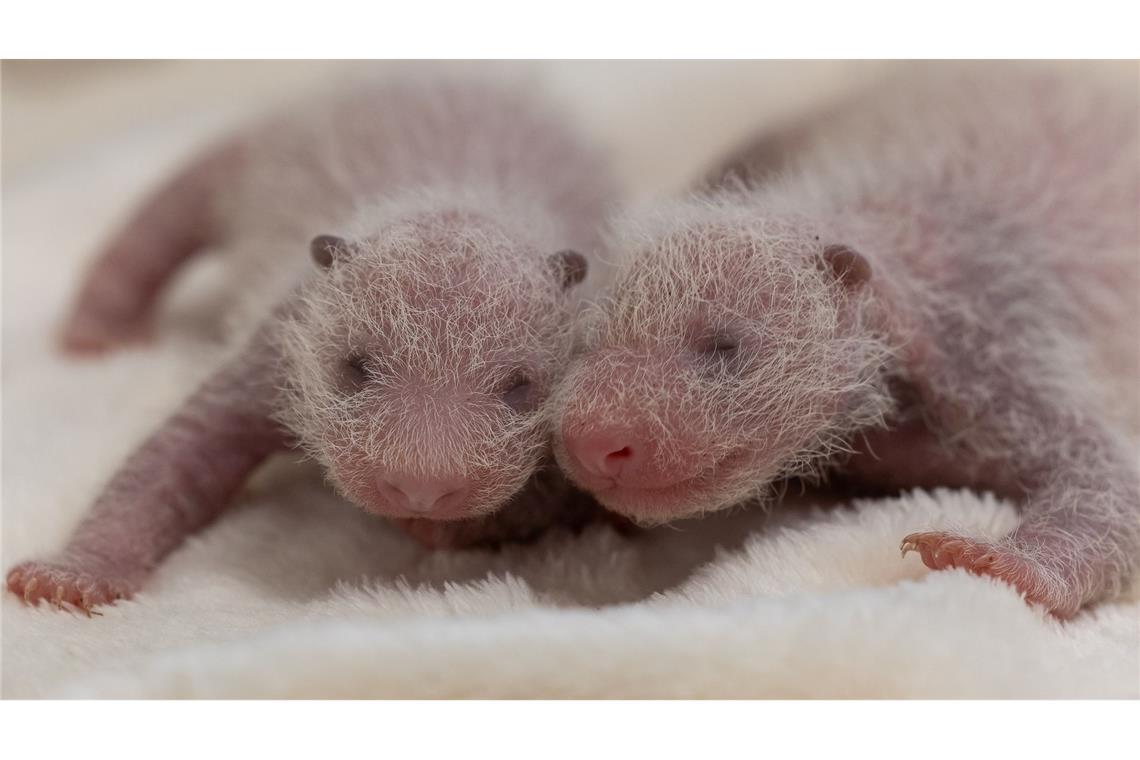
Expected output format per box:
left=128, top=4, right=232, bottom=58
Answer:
left=2, top=61, right=1136, bottom=699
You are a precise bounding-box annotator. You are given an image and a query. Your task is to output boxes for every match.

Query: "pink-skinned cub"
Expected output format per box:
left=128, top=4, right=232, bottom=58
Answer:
left=8, top=75, right=615, bottom=612
left=552, top=63, right=1139, bottom=617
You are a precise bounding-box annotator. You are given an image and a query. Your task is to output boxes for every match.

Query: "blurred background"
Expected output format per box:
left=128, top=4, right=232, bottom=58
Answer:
left=3, top=60, right=884, bottom=192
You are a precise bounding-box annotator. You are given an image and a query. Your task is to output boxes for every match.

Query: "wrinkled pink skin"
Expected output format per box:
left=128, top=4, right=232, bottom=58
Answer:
left=19, top=247, right=591, bottom=612
left=8, top=330, right=287, bottom=611
left=565, top=282, right=1138, bottom=621
left=17, top=313, right=568, bottom=609
left=13, top=83, right=611, bottom=613
left=853, top=416, right=1138, bottom=619
left=280, top=215, right=586, bottom=524
left=12, top=149, right=263, bottom=611
left=557, top=66, right=1140, bottom=617
left=6, top=326, right=591, bottom=610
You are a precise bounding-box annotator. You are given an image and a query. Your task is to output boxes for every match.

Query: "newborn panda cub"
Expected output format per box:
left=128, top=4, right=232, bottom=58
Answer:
left=7, top=76, right=613, bottom=612
left=552, top=64, right=1139, bottom=617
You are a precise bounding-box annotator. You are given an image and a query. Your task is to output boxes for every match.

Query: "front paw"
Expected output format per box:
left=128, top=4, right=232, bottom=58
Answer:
left=6, top=559, right=142, bottom=614
left=900, top=531, right=1078, bottom=618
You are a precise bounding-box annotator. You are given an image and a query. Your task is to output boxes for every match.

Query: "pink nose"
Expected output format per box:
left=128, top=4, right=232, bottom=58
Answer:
left=377, top=473, right=469, bottom=514
left=567, top=434, right=641, bottom=481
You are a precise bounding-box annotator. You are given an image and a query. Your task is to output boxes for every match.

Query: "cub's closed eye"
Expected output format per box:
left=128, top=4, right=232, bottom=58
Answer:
left=709, top=336, right=738, bottom=354
left=342, top=354, right=370, bottom=391
left=693, top=332, right=744, bottom=376
left=498, top=370, right=536, bottom=413
left=698, top=333, right=739, bottom=356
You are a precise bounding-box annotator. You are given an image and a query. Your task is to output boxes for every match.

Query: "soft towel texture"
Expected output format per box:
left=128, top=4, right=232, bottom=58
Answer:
left=2, top=61, right=1137, bottom=698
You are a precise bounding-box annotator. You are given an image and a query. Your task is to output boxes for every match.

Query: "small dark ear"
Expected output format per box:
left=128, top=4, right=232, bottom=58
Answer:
left=820, top=244, right=872, bottom=288
left=311, top=235, right=349, bottom=269
left=548, top=249, right=589, bottom=290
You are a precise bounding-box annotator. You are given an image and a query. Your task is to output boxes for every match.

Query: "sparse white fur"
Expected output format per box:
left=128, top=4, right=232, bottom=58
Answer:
left=9, top=60, right=1139, bottom=693
left=275, top=189, right=577, bottom=511
left=554, top=62, right=1139, bottom=613
left=562, top=200, right=896, bottom=516
left=5, top=73, right=618, bottom=613
left=230, top=75, right=615, bottom=517
left=221, top=74, right=611, bottom=308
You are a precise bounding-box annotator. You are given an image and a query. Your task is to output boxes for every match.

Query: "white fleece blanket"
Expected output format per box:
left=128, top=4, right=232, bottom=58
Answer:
left=2, top=61, right=1137, bottom=699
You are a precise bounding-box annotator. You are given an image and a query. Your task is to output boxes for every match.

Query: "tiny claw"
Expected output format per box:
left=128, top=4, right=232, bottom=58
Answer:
left=900, top=538, right=917, bottom=557
left=973, top=552, right=998, bottom=571
left=53, top=585, right=65, bottom=608
left=23, top=578, right=39, bottom=603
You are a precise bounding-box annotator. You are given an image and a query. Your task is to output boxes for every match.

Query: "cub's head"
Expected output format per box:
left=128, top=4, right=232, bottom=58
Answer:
left=553, top=207, right=890, bottom=523
left=278, top=208, right=588, bottom=520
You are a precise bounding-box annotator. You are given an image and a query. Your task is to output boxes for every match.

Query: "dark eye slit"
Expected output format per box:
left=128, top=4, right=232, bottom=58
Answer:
left=497, top=368, right=532, bottom=394
left=699, top=332, right=739, bottom=355
left=710, top=336, right=738, bottom=353
left=497, top=369, right=537, bottom=412
left=343, top=354, right=370, bottom=387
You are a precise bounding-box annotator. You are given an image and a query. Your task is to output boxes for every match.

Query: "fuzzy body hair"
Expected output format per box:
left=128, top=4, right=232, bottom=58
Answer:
left=9, top=73, right=619, bottom=611
left=227, top=76, right=616, bottom=518
left=9, top=72, right=623, bottom=611
left=558, top=203, right=895, bottom=519
left=221, top=74, right=613, bottom=322
left=553, top=63, right=1139, bottom=614
left=276, top=202, right=578, bottom=516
